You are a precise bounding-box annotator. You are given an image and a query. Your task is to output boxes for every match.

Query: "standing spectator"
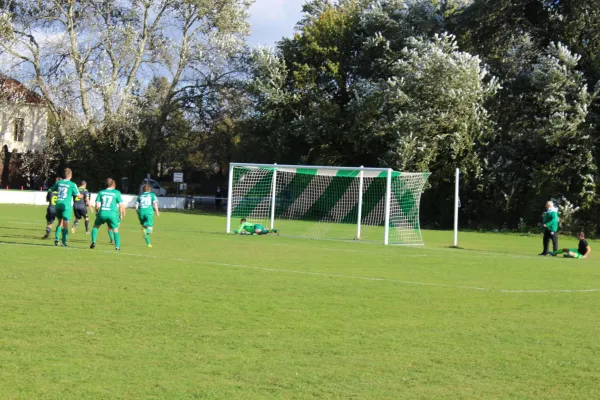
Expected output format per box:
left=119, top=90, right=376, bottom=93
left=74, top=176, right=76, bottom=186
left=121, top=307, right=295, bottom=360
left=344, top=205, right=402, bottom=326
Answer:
left=215, top=186, right=222, bottom=210
left=540, top=201, right=559, bottom=256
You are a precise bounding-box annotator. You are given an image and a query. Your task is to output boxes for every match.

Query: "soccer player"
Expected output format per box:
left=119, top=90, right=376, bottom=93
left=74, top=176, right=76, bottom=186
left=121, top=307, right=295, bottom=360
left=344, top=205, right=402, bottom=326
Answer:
left=135, top=184, right=160, bottom=247
left=42, top=177, right=61, bottom=239
left=71, top=180, right=91, bottom=234
left=90, top=178, right=125, bottom=251
left=234, top=218, right=278, bottom=235
left=552, top=232, right=592, bottom=259
left=48, top=168, right=80, bottom=247
left=540, top=201, right=559, bottom=256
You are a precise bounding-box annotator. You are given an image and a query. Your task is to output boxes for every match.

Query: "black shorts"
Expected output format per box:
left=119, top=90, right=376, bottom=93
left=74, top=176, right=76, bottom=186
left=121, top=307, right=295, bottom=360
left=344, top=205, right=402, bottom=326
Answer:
left=46, top=208, right=56, bottom=224
left=74, top=205, right=88, bottom=220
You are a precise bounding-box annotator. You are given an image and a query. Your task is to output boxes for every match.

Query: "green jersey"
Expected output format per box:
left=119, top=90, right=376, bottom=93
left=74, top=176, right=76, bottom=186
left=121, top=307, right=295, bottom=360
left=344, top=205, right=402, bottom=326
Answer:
left=543, top=208, right=559, bottom=232
left=96, top=188, right=124, bottom=215
left=48, top=180, right=79, bottom=209
left=238, top=222, right=260, bottom=234
left=136, top=192, right=158, bottom=214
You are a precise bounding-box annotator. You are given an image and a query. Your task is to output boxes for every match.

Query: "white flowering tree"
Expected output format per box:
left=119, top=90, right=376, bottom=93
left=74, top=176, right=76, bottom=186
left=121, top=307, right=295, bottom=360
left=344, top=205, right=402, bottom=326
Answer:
left=376, top=33, right=499, bottom=176
left=482, top=42, right=598, bottom=226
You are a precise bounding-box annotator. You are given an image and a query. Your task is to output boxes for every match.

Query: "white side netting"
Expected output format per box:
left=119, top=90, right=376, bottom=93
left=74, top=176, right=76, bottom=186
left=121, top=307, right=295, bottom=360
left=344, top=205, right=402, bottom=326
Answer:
left=228, top=165, right=429, bottom=245
left=388, top=173, right=430, bottom=245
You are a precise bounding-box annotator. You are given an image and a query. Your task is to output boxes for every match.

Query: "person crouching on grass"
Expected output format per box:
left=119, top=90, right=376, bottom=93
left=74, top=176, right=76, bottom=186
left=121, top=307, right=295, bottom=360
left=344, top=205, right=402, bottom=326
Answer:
left=552, top=232, right=591, bottom=259
left=540, top=201, right=559, bottom=256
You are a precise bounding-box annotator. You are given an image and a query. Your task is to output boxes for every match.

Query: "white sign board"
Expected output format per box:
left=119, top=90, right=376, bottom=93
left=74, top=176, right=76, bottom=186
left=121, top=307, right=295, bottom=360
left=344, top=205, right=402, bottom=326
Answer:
left=173, top=172, right=184, bottom=183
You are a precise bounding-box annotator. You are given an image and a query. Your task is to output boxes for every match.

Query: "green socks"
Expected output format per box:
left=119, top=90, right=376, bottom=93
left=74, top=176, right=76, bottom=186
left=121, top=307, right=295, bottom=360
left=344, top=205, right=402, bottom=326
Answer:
left=91, top=228, right=119, bottom=248
left=61, top=229, right=68, bottom=245
left=552, top=250, right=565, bottom=256
left=144, top=228, right=151, bottom=245
left=55, top=225, right=62, bottom=241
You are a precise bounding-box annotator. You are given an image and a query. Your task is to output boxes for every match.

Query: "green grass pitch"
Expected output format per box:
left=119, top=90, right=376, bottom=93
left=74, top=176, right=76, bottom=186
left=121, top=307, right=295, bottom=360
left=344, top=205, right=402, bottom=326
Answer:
left=1, top=204, right=600, bottom=399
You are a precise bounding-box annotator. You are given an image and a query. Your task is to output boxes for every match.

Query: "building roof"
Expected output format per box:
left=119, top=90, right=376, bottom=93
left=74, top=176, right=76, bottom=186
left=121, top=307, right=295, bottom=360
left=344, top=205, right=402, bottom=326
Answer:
left=0, top=73, right=44, bottom=105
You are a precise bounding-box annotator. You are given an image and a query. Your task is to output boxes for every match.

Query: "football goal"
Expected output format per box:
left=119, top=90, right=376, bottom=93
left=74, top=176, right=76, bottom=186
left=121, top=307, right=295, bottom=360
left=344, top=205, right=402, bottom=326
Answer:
left=226, top=163, right=430, bottom=245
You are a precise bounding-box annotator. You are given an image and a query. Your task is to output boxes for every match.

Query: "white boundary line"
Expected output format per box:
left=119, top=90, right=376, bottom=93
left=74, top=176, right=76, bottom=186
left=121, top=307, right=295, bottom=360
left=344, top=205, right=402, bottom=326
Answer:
left=0, top=241, right=598, bottom=294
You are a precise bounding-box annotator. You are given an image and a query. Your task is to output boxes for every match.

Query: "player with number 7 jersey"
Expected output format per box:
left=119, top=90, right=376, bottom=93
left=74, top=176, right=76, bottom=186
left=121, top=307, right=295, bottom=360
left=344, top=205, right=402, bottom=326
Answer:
left=48, top=168, right=79, bottom=247
left=91, top=178, right=125, bottom=250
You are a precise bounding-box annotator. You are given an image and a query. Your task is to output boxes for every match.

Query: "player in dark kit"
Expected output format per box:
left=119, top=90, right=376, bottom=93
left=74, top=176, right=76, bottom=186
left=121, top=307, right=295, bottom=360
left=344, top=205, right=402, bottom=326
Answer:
left=552, top=232, right=592, bottom=259
left=42, top=177, right=62, bottom=239
left=72, top=180, right=91, bottom=234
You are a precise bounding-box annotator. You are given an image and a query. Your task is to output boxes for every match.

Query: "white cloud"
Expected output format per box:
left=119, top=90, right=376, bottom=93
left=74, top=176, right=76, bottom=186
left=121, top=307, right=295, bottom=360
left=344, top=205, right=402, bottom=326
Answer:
left=248, top=0, right=305, bottom=46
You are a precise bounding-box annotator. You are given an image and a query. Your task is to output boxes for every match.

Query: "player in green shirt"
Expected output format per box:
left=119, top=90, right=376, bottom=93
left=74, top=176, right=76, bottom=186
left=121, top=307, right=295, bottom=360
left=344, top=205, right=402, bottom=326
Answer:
left=135, top=184, right=160, bottom=247
left=48, top=168, right=80, bottom=247
left=234, top=218, right=278, bottom=235
left=90, top=178, right=126, bottom=251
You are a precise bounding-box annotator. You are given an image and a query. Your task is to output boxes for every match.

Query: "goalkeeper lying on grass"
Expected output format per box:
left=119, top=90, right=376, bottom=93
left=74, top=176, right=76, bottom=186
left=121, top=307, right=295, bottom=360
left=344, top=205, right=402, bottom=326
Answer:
left=552, top=232, right=591, bottom=259
left=234, top=218, right=278, bottom=235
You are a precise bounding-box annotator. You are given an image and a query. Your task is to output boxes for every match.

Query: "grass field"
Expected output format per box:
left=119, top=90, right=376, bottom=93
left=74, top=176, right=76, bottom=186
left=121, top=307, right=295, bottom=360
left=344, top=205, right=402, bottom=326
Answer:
left=1, top=204, right=600, bottom=399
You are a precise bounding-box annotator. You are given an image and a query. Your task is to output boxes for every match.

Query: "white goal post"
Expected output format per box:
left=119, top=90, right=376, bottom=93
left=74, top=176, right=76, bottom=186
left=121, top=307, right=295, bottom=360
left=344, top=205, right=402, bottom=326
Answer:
left=226, top=163, right=430, bottom=245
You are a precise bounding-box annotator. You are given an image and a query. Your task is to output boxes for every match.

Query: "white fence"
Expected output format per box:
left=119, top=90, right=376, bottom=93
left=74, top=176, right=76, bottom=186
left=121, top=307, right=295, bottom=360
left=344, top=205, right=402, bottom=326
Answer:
left=0, top=190, right=186, bottom=209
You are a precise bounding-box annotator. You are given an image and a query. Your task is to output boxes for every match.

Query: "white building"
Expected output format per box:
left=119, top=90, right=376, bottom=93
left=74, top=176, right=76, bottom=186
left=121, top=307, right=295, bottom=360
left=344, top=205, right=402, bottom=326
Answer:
left=0, top=74, right=48, bottom=154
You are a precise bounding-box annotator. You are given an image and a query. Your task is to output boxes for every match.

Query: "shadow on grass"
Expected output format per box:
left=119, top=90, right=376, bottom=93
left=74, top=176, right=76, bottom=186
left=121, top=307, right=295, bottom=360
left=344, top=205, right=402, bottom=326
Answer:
left=443, top=245, right=544, bottom=257
left=0, top=226, right=43, bottom=233
left=0, top=234, right=91, bottom=244
left=0, top=239, right=57, bottom=248
left=159, top=208, right=226, bottom=216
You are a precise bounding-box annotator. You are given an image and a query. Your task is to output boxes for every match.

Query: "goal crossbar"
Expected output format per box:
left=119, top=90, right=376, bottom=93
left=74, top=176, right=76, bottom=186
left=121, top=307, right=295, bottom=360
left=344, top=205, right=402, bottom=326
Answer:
left=230, top=162, right=392, bottom=171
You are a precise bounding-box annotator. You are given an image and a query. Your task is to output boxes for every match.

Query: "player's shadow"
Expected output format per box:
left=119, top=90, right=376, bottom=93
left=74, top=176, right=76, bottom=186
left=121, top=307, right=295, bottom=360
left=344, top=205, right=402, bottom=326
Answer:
left=0, top=239, right=56, bottom=248
left=0, top=226, right=42, bottom=233
left=0, top=234, right=89, bottom=244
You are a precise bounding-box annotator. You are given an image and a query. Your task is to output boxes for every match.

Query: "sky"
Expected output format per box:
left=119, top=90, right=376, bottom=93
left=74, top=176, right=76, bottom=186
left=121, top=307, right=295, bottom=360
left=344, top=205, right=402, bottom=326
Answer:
left=248, top=0, right=305, bottom=46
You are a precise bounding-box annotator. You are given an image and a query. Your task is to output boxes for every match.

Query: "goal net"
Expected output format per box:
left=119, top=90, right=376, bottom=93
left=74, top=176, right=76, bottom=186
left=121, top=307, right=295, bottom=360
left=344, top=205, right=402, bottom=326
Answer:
left=226, top=164, right=430, bottom=245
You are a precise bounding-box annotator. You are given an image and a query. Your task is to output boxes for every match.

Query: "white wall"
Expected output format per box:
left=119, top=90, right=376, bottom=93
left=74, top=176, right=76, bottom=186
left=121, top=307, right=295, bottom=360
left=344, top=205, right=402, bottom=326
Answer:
left=0, top=190, right=186, bottom=209
left=0, top=103, right=48, bottom=153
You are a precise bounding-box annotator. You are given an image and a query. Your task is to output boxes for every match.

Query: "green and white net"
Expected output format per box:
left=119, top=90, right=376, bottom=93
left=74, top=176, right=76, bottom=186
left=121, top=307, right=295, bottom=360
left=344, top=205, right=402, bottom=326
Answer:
left=228, top=165, right=430, bottom=245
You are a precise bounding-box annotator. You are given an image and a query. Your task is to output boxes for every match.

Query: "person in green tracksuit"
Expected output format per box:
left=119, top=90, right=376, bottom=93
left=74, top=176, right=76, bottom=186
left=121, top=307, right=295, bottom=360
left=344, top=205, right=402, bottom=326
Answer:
left=540, top=201, right=559, bottom=256
left=234, top=218, right=278, bottom=235
left=135, top=184, right=160, bottom=248
left=48, top=168, right=80, bottom=247
left=90, top=178, right=125, bottom=251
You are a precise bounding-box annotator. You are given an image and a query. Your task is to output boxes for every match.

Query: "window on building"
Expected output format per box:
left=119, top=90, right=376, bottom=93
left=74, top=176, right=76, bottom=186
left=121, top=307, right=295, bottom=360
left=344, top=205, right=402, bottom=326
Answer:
left=14, top=118, right=24, bottom=142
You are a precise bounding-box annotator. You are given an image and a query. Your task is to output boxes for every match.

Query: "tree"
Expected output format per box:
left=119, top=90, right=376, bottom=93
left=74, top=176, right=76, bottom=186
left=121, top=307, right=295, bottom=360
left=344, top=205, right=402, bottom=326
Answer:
left=0, top=0, right=251, bottom=181
left=481, top=42, right=598, bottom=227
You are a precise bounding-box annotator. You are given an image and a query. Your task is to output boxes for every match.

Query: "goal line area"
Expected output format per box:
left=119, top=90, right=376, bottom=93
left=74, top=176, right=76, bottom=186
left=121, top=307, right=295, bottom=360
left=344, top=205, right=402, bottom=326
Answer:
left=226, top=163, right=430, bottom=245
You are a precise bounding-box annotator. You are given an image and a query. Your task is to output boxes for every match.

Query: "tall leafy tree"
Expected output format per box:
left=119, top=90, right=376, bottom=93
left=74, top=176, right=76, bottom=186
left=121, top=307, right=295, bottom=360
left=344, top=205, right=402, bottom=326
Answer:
left=481, top=42, right=598, bottom=227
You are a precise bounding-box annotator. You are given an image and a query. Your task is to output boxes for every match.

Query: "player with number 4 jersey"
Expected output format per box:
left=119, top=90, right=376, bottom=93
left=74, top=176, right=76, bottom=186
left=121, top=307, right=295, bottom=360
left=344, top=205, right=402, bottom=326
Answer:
left=90, top=178, right=125, bottom=251
left=135, top=184, right=159, bottom=247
